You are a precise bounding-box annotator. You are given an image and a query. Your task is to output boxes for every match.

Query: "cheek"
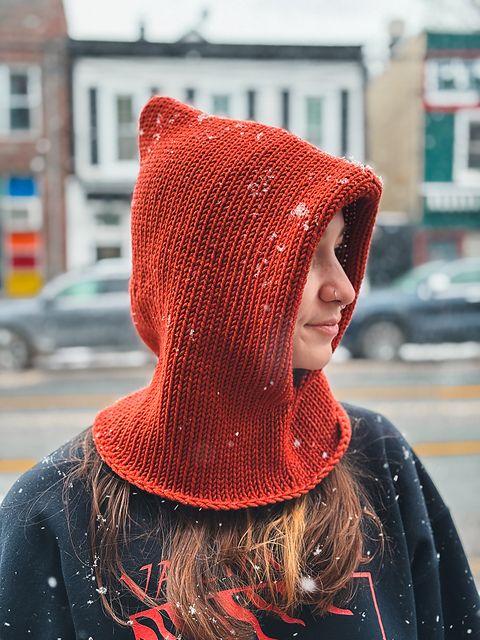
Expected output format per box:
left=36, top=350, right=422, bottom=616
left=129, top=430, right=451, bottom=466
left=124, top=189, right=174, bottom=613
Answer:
left=297, top=273, right=318, bottom=321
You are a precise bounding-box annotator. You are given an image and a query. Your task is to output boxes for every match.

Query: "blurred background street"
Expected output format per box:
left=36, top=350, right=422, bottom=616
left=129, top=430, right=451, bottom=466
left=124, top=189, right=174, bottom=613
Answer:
left=1, top=350, right=479, bottom=586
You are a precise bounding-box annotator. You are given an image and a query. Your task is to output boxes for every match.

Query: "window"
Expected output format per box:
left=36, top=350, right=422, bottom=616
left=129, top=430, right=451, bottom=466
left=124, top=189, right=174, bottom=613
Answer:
left=185, top=88, right=196, bottom=105
left=436, top=58, right=479, bottom=93
left=247, top=90, right=256, bottom=120
left=10, top=72, right=31, bottom=129
left=94, top=210, right=122, bottom=226
left=454, top=111, right=480, bottom=181
left=0, top=66, right=40, bottom=134
left=52, top=275, right=128, bottom=300
left=96, top=246, right=122, bottom=261
left=450, top=268, right=480, bottom=285
left=57, top=280, right=100, bottom=298
left=89, top=88, right=99, bottom=165
left=212, top=95, right=230, bottom=116
left=306, top=97, right=323, bottom=147
left=281, top=90, right=290, bottom=130
left=468, top=121, right=480, bottom=170
left=340, top=90, right=349, bottom=156
left=116, top=95, right=137, bottom=161
left=100, top=277, right=129, bottom=293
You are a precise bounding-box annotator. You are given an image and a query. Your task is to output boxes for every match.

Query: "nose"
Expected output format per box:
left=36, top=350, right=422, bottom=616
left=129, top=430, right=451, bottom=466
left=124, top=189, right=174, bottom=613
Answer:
left=320, top=264, right=356, bottom=307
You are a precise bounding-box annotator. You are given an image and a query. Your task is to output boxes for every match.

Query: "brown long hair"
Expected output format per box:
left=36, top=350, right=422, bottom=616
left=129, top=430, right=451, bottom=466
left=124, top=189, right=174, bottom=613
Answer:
left=63, top=412, right=384, bottom=640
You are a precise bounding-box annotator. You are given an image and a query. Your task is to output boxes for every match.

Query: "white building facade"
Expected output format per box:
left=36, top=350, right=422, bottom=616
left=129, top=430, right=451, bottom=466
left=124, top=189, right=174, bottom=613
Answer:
left=68, top=36, right=368, bottom=269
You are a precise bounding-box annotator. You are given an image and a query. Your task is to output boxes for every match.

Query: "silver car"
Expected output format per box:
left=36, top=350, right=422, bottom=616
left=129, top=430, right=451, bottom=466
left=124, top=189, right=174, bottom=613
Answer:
left=0, top=259, right=144, bottom=370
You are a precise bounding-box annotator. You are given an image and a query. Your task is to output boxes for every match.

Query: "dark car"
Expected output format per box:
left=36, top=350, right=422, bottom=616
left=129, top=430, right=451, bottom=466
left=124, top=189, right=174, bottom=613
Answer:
left=341, top=258, right=480, bottom=360
left=0, top=259, right=144, bottom=370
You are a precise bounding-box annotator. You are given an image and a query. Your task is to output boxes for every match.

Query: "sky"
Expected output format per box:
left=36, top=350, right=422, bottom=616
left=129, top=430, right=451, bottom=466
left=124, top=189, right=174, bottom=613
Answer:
left=63, top=0, right=478, bottom=75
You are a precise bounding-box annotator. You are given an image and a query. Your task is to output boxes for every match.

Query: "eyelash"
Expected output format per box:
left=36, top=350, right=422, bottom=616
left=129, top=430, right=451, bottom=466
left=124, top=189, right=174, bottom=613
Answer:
left=311, top=245, right=343, bottom=267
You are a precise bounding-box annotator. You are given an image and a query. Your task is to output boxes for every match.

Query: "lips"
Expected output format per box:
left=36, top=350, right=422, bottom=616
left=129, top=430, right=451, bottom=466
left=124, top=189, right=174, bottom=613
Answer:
left=307, top=323, right=339, bottom=337
left=307, top=317, right=341, bottom=327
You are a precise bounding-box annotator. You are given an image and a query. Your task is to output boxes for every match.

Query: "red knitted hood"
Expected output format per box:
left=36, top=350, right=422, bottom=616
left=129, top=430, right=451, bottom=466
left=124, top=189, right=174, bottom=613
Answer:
left=93, top=96, right=382, bottom=510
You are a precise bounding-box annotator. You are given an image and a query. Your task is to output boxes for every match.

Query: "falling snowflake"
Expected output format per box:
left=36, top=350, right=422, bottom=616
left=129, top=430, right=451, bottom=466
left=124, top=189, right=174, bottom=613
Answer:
left=300, top=575, right=317, bottom=593
left=290, top=202, right=309, bottom=218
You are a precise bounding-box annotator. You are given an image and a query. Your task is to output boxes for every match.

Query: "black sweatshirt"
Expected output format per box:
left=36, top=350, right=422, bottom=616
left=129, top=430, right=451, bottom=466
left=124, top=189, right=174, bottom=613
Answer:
left=1, top=403, right=479, bottom=639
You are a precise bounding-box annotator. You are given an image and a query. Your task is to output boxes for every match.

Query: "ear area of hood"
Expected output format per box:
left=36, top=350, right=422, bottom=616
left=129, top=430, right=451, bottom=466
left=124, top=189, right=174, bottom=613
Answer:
left=138, top=95, right=202, bottom=162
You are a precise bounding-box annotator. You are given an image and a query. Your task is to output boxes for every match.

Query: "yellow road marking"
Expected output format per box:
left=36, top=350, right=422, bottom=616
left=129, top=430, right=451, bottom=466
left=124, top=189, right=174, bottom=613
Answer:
left=0, top=458, right=36, bottom=473
left=469, top=557, right=480, bottom=577
left=335, top=384, right=480, bottom=400
left=413, top=440, right=480, bottom=457
left=0, top=394, right=120, bottom=410
left=0, top=440, right=479, bottom=474
left=0, top=384, right=479, bottom=411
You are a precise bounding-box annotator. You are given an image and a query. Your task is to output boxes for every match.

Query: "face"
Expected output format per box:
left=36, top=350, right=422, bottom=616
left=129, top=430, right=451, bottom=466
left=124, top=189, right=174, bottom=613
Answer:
left=292, top=209, right=356, bottom=371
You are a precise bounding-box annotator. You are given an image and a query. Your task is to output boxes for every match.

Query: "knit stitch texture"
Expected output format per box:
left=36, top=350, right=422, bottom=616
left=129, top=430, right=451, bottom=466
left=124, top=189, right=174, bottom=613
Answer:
left=92, top=96, right=383, bottom=510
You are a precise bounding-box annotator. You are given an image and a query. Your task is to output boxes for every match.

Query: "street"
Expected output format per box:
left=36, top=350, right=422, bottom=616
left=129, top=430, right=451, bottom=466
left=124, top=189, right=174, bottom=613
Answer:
left=1, top=352, right=479, bottom=586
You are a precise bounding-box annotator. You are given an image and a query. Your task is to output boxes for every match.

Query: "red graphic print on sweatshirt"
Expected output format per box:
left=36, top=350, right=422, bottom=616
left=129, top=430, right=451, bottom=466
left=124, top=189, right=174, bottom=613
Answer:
left=119, top=560, right=387, bottom=640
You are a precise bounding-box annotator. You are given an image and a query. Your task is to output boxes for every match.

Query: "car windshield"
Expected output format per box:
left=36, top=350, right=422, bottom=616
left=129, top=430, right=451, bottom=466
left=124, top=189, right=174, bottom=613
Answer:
left=391, top=260, right=447, bottom=293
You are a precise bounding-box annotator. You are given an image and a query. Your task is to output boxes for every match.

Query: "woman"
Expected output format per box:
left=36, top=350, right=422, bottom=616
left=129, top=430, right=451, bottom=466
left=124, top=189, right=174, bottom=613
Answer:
left=0, top=96, right=478, bottom=640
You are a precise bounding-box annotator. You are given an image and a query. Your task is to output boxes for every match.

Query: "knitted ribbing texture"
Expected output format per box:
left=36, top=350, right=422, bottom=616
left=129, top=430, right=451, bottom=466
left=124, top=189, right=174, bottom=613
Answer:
left=92, top=96, right=383, bottom=510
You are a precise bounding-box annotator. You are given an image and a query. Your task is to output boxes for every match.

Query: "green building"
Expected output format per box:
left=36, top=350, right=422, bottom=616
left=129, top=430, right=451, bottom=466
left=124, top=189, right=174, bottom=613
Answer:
left=421, top=31, right=480, bottom=258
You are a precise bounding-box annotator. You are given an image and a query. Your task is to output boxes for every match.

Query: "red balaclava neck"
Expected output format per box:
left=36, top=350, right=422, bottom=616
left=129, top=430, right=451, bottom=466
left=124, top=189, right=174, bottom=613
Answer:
left=92, top=96, right=383, bottom=511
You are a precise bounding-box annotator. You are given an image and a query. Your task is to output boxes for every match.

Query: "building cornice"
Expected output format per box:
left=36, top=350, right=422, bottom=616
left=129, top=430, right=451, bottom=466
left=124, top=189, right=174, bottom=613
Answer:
left=68, top=38, right=363, bottom=62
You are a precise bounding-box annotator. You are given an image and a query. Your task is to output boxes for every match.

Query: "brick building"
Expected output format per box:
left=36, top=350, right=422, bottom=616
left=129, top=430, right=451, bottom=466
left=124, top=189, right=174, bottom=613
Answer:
left=0, top=0, right=70, bottom=296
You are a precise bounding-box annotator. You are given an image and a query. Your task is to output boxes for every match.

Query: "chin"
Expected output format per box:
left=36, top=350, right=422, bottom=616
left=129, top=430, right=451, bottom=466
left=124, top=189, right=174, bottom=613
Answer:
left=293, top=348, right=332, bottom=371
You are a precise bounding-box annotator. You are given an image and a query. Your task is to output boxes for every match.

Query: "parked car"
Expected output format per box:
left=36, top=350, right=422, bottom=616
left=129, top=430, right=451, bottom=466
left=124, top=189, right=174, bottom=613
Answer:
left=0, top=259, right=144, bottom=370
left=342, top=257, right=480, bottom=360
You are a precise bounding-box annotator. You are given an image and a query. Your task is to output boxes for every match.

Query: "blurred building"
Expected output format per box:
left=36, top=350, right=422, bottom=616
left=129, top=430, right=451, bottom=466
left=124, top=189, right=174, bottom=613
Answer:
left=368, top=29, right=480, bottom=264
left=67, top=31, right=368, bottom=268
left=0, top=0, right=70, bottom=297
